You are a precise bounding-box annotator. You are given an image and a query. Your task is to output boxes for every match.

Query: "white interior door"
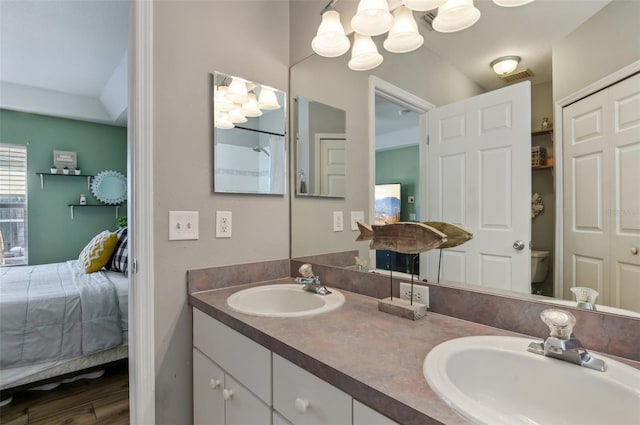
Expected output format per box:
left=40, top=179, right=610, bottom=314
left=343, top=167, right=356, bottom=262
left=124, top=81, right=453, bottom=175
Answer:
left=563, top=73, right=640, bottom=310
left=317, top=133, right=346, bottom=196
left=423, top=81, right=531, bottom=293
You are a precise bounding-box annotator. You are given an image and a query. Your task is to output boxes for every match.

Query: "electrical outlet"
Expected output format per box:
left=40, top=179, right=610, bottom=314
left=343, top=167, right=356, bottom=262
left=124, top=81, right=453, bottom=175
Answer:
left=169, top=211, right=199, bottom=240
left=350, top=211, right=365, bottom=231
left=399, top=282, right=429, bottom=307
left=216, top=211, right=232, bottom=238
left=333, top=211, right=344, bottom=231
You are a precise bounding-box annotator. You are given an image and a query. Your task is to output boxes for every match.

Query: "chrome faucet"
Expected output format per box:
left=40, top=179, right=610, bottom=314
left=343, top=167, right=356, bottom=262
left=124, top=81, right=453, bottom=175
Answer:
left=295, top=263, right=331, bottom=296
left=570, top=287, right=598, bottom=311
left=527, top=309, right=606, bottom=372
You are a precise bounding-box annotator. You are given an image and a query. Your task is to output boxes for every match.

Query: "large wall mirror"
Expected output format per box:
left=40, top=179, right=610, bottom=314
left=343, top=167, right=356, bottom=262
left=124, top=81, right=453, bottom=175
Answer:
left=289, top=1, right=640, bottom=318
left=294, top=97, right=346, bottom=197
left=212, top=72, right=287, bottom=195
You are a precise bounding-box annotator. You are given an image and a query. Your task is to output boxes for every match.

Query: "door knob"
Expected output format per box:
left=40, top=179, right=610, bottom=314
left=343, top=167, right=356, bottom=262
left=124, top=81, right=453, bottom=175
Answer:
left=513, top=240, right=525, bottom=250
left=222, top=389, right=233, bottom=400
left=295, top=398, right=310, bottom=413
left=631, top=247, right=638, bottom=255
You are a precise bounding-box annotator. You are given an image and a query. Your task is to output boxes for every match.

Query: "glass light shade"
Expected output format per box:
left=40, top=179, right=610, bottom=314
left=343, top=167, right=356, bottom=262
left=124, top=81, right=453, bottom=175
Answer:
left=257, top=86, right=280, bottom=110
left=228, top=106, right=247, bottom=124
left=242, top=93, right=263, bottom=117
left=215, top=113, right=234, bottom=130
left=226, top=78, right=249, bottom=103
left=490, top=56, right=520, bottom=74
left=402, top=0, right=446, bottom=11
left=311, top=10, right=351, bottom=57
left=493, top=0, right=534, bottom=7
left=383, top=6, right=424, bottom=53
left=432, top=0, right=481, bottom=33
left=214, top=86, right=234, bottom=112
left=348, top=33, right=383, bottom=71
left=350, top=0, right=394, bottom=36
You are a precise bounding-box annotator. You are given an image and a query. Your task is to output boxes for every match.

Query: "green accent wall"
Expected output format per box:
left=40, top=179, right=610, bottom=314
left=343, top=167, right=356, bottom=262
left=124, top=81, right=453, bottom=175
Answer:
left=0, top=109, right=127, bottom=265
left=376, top=145, right=420, bottom=222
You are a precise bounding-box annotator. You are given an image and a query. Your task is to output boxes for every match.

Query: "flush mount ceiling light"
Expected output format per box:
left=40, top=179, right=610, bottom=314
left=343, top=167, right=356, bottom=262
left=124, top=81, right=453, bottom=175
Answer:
left=311, top=0, right=533, bottom=72
left=490, top=55, right=521, bottom=75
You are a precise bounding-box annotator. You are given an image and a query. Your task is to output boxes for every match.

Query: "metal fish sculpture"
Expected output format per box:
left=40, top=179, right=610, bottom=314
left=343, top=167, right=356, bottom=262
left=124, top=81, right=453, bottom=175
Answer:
left=356, top=222, right=447, bottom=254
left=421, top=221, right=473, bottom=248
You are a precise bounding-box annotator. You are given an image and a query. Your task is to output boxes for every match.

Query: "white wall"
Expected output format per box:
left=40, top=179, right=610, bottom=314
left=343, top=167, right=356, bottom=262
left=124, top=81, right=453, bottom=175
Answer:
left=552, top=0, right=640, bottom=101
left=152, top=2, right=289, bottom=423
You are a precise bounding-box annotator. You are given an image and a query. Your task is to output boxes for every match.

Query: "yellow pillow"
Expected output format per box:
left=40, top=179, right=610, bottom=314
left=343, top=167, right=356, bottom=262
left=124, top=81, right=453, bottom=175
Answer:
left=78, top=231, right=118, bottom=273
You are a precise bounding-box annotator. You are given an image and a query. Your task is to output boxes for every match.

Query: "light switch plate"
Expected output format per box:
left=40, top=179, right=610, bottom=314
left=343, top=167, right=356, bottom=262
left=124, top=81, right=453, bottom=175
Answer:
left=333, top=211, right=344, bottom=232
left=351, top=211, right=365, bottom=231
left=169, top=211, right=199, bottom=240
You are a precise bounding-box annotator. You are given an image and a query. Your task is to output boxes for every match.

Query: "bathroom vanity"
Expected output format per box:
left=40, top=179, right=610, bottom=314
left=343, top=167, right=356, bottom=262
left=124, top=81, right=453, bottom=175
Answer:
left=191, top=278, right=552, bottom=425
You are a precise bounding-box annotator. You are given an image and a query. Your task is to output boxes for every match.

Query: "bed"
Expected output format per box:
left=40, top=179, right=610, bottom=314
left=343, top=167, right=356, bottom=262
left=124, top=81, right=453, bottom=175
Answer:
left=0, top=240, right=129, bottom=393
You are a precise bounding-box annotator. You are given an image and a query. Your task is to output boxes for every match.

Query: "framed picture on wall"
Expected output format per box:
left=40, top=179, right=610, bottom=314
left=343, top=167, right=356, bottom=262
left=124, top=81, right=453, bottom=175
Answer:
left=53, top=150, right=77, bottom=169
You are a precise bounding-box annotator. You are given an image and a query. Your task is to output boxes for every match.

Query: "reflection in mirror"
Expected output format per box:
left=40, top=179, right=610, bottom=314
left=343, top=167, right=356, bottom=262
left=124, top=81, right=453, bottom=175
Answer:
left=212, top=72, right=287, bottom=195
left=289, top=2, right=640, bottom=316
left=295, top=97, right=346, bottom=197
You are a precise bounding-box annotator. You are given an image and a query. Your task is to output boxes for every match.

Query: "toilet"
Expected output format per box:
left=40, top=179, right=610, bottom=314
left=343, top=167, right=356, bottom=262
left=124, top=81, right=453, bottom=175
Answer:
left=531, top=250, right=550, bottom=283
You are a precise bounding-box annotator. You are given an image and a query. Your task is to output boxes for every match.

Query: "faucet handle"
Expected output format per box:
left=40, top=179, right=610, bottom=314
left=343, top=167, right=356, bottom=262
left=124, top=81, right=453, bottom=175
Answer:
left=540, top=309, right=575, bottom=339
left=298, top=263, right=314, bottom=278
left=570, top=286, right=599, bottom=304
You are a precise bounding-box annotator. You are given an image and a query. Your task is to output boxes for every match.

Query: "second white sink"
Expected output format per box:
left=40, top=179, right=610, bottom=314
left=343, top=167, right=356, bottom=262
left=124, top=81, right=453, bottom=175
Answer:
left=226, top=284, right=345, bottom=318
left=423, top=335, right=640, bottom=425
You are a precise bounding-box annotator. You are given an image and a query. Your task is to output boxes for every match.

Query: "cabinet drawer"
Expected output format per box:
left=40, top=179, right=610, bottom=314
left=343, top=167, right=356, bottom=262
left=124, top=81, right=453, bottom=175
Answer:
left=193, top=308, right=271, bottom=404
left=273, top=353, right=351, bottom=425
left=353, top=400, right=399, bottom=425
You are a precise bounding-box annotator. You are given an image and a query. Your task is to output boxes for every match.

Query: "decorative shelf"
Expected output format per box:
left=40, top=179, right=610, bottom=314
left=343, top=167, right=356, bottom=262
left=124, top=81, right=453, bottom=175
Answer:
left=67, top=204, right=121, bottom=220
left=36, top=172, right=94, bottom=190
left=532, top=129, right=553, bottom=136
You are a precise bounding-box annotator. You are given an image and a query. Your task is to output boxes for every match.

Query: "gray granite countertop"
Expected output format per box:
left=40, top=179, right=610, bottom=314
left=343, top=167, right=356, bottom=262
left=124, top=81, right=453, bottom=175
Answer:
left=190, top=277, right=554, bottom=424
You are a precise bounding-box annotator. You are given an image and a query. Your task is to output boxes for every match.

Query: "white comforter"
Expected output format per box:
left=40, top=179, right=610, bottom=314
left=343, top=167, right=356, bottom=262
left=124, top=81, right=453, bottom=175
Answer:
left=0, top=260, right=125, bottom=370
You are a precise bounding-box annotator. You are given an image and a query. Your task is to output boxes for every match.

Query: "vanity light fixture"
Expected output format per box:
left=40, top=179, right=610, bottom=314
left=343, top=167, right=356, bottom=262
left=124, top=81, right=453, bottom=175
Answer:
left=311, top=0, right=534, bottom=71
left=312, top=10, right=351, bottom=57
left=213, top=77, right=282, bottom=129
left=257, top=86, right=281, bottom=110
left=349, top=33, right=384, bottom=71
left=490, top=55, right=521, bottom=75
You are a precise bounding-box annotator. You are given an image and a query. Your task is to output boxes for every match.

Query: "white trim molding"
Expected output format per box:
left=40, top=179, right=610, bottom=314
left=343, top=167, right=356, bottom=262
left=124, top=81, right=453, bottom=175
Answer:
left=553, top=59, right=640, bottom=299
left=129, top=0, right=155, bottom=423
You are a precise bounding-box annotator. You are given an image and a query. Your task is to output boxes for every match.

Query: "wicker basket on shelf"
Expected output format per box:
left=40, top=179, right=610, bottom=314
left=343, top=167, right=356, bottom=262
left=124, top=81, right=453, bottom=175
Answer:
left=531, top=146, right=547, bottom=167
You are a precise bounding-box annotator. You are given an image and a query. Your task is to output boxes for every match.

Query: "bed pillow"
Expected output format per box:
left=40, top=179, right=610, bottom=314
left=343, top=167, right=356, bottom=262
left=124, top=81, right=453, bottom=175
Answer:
left=107, top=226, right=128, bottom=274
left=78, top=230, right=118, bottom=273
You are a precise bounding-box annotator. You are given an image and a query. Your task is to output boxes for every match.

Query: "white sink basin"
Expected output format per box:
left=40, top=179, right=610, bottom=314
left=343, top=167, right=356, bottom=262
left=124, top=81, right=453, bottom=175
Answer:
left=226, top=284, right=345, bottom=317
left=424, top=335, right=640, bottom=425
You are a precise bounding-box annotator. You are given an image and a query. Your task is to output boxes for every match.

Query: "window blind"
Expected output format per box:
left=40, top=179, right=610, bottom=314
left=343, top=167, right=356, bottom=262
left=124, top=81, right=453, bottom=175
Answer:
left=0, top=144, right=27, bottom=197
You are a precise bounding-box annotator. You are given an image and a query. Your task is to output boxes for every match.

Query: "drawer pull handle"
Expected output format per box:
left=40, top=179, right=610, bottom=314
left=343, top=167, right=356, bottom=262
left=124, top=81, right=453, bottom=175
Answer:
left=209, top=378, right=221, bottom=389
left=295, top=398, right=310, bottom=413
left=223, top=389, right=234, bottom=400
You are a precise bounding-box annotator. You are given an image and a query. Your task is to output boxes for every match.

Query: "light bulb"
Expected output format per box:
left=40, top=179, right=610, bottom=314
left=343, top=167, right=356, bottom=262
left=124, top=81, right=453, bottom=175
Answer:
left=242, top=93, right=263, bottom=117
left=228, top=106, right=247, bottom=124
left=258, top=86, right=280, bottom=110
left=351, top=0, right=394, bottom=36
left=432, top=0, right=481, bottom=33
left=348, top=33, right=383, bottom=71
left=490, top=56, right=520, bottom=75
left=384, top=6, right=424, bottom=53
left=226, top=77, right=249, bottom=103
left=402, top=0, right=446, bottom=11
left=493, top=0, right=534, bottom=7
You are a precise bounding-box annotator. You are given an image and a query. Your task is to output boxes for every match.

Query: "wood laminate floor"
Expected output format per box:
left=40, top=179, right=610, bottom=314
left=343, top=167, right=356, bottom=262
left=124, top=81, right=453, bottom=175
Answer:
left=0, top=363, right=129, bottom=425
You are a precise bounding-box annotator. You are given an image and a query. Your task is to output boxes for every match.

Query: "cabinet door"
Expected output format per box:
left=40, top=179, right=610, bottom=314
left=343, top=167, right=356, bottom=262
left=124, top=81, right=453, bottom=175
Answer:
left=353, top=400, right=399, bottom=425
left=224, top=374, right=271, bottom=425
left=193, top=308, right=271, bottom=404
left=193, top=348, right=225, bottom=425
left=273, top=353, right=351, bottom=425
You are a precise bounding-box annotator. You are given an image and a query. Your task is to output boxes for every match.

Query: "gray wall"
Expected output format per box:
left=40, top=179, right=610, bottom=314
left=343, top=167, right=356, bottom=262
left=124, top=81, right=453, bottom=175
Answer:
left=552, top=0, right=640, bottom=101
left=152, top=2, right=289, bottom=423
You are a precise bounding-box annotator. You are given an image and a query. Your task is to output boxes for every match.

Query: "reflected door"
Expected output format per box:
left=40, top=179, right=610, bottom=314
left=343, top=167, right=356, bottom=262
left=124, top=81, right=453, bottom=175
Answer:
left=423, top=81, right=531, bottom=293
left=317, top=134, right=346, bottom=196
left=563, top=73, right=640, bottom=310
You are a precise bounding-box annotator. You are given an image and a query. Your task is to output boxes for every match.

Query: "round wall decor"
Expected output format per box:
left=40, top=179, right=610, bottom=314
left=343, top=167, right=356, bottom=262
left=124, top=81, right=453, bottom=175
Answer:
left=91, top=170, right=127, bottom=205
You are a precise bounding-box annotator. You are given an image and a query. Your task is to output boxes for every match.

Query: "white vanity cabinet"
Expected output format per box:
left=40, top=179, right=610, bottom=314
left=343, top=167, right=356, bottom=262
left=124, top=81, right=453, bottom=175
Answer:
left=193, top=308, right=401, bottom=425
left=273, top=353, right=352, bottom=425
left=353, top=400, right=400, bottom=425
left=193, top=309, right=271, bottom=425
